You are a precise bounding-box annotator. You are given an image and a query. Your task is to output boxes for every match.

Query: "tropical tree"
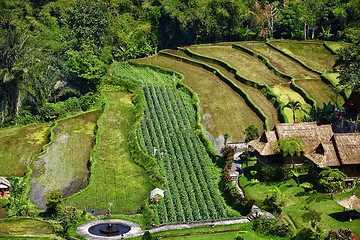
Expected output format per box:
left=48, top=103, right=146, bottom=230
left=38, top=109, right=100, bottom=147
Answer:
left=283, top=100, right=302, bottom=123
left=302, top=209, right=321, bottom=229
left=244, top=124, right=259, bottom=142
left=273, top=134, right=307, bottom=169
left=319, top=167, right=347, bottom=181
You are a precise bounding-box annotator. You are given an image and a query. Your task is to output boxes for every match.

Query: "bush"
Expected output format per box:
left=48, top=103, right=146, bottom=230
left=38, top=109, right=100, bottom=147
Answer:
left=325, top=228, right=355, bottom=240
left=255, top=163, right=290, bottom=182
left=253, top=219, right=291, bottom=237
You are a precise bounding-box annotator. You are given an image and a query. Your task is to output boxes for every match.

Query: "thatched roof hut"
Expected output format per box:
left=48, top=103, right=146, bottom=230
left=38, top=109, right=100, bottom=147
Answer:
left=336, top=192, right=360, bottom=210
left=306, top=141, right=340, bottom=167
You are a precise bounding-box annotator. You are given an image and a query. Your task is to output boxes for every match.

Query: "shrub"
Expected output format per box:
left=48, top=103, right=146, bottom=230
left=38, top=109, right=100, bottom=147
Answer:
left=255, top=163, right=290, bottom=182
left=253, top=219, right=291, bottom=237
left=325, top=228, right=355, bottom=240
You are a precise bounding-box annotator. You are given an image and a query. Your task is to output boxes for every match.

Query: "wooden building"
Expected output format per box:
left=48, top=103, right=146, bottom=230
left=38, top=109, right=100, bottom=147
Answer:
left=0, top=176, right=11, bottom=199
left=250, top=122, right=360, bottom=177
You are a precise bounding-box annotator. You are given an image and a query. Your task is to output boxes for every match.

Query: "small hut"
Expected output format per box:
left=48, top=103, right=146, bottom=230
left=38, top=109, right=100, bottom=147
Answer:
left=336, top=192, right=360, bottom=220
left=150, top=188, right=164, bottom=203
left=0, top=176, right=11, bottom=199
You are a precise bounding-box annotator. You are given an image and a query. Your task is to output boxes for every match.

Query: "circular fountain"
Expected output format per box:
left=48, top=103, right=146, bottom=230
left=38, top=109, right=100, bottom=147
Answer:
left=77, top=219, right=141, bottom=239
left=88, top=223, right=129, bottom=237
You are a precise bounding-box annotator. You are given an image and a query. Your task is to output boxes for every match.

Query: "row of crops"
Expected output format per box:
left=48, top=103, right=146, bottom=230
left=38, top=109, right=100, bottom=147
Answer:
left=141, top=82, right=226, bottom=222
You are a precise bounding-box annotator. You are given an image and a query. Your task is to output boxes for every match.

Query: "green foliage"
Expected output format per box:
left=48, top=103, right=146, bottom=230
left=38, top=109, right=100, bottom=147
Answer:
left=56, top=206, right=79, bottom=238
left=142, top=231, right=153, bottom=240
left=273, top=134, right=307, bottom=169
left=283, top=100, right=302, bottom=122
left=255, top=163, right=290, bottom=182
left=325, top=228, right=355, bottom=240
left=243, top=124, right=259, bottom=143
left=44, top=189, right=62, bottom=213
left=320, top=167, right=347, bottom=181
left=303, top=101, right=336, bottom=124
left=253, top=218, right=291, bottom=238
left=302, top=210, right=322, bottom=229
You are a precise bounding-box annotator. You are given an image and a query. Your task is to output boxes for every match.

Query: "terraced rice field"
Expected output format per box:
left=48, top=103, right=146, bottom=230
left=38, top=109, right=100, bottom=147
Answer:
left=242, top=43, right=319, bottom=79
left=65, top=91, right=153, bottom=214
left=270, top=41, right=337, bottom=71
left=0, top=126, right=18, bottom=138
left=187, top=46, right=287, bottom=85
left=0, top=124, right=50, bottom=177
left=29, top=110, right=102, bottom=209
left=166, top=49, right=279, bottom=129
left=240, top=43, right=338, bottom=107
left=135, top=54, right=264, bottom=146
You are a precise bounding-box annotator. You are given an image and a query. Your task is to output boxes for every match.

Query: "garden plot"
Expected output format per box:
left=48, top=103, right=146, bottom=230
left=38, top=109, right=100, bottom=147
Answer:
left=242, top=43, right=319, bottom=79
left=29, top=110, right=102, bottom=209
left=136, top=54, right=263, bottom=145
left=65, top=92, right=153, bottom=214
left=189, top=46, right=287, bottom=85
left=270, top=41, right=337, bottom=71
left=166, top=49, right=279, bottom=129
left=0, top=124, right=50, bottom=177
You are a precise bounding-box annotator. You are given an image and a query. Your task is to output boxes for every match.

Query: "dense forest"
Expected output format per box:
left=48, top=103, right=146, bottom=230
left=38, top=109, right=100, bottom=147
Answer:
left=0, top=0, right=359, bottom=127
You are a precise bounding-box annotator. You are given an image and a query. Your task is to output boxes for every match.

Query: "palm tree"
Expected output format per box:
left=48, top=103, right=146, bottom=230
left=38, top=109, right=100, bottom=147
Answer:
left=283, top=100, right=302, bottom=123
left=273, top=134, right=307, bottom=169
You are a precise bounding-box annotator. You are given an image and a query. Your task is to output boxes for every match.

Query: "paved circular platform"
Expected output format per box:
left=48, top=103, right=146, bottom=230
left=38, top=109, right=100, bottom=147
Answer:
left=77, top=219, right=143, bottom=239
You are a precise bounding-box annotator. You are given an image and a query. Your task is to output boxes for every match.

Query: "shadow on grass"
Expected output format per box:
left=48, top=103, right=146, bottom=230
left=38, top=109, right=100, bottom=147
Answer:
left=294, top=191, right=330, bottom=203
left=291, top=228, right=314, bottom=240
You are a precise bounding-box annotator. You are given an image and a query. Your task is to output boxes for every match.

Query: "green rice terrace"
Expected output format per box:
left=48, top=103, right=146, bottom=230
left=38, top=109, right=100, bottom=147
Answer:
left=1, top=40, right=357, bottom=240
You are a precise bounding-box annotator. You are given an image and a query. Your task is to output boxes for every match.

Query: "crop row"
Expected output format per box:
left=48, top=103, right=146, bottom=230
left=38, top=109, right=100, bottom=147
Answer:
left=141, top=82, right=226, bottom=222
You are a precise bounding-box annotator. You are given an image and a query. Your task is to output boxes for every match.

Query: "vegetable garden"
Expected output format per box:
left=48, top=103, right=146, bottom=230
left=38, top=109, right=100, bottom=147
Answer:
left=113, top=62, right=227, bottom=222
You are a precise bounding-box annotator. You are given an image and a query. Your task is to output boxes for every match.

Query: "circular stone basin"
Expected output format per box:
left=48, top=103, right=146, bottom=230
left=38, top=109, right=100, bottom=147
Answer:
left=88, top=224, right=130, bottom=237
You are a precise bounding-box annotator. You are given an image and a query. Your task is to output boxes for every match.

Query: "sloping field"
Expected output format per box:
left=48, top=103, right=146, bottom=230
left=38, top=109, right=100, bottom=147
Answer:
left=29, top=110, right=102, bottom=209
left=65, top=91, right=153, bottom=214
left=239, top=43, right=337, bottom=106
left=188, top=46, right=287, bottom=85
left=135, top=54, right=264, bottom=146
left=241, top=43, right=319, bottom=79
left=0, top=124, right=50, bottom=177
left=0, top=127, right=18, bottom=138
left=270, top=41, right=337, bottom=71
left=166, top=49, right=279, bottom=129
left=325, top=41, right=351, bottom=52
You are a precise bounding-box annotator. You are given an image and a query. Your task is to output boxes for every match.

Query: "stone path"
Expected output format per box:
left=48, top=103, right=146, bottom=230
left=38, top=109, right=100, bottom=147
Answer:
left=77, top=217, right=250, bottom=239
left=228, top=143, right=247, bottom=198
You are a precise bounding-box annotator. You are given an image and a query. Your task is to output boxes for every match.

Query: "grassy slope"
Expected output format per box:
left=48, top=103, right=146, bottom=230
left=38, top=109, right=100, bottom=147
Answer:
left=0, top=127, right=18, bottom=138
left=29, top=111, right=102, bottom=209
left=0, top=124, right=50, bottom=177
left=270, top=41, right=337, bottom=72
left=244, top=43, right=334, bottom=106
left=65, top=91, right=153, bottom=214
left=135, top=54, right=263, bottom=147
left=239, top=162, right=360, bottom=238
left=168, top=48, right=279, bottom=129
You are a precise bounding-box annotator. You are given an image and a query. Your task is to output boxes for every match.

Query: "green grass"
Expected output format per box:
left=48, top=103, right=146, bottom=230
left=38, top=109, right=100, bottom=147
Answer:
left=271, top=85, right=309, bottom=122
left=29, top=110, right=102, bottom=209
left=168, top=48, right=279, bottom=129
left=243, top=43, right=320, bottom=80
left=135, top=54, right=264, bottom=147
left=239, top=162, right=360, bottom=238
left=295, top=79, right=341, bottom=107
left=128, top=222, right=286, bottom=240
left=65, top=91, right=153, bottom=214
left=326, top=42, right=351, bottom=52
left=0, top=218, right=54, bottom=235
left=0, top=127, right=18, bottom=138
left=270, top=41, right=337, bottom=72
left=0, top=124, right=50, bottom=177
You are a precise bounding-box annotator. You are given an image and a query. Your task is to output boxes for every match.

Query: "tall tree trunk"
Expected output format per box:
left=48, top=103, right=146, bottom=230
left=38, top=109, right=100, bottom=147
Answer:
left=15, top=90, right=20, bottom=118
left=304, top=16, right=307, bottom=40
left=1, top=98, right=4, bottom=123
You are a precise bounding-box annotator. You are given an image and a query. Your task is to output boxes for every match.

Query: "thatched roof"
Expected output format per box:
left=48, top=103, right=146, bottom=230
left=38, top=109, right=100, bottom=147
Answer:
left=250, top=122, right=333, bottom=156
left=333, top=133, right=360, bottom=165
left=305, top=141, right=340, bottom=167
left=150, top=188, right=164, bottom=199
left=275, top=122, right=333, bottom=153
left=336, top=193, right=360, bottom=210
left=249, top=130, right=277, bottom=156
